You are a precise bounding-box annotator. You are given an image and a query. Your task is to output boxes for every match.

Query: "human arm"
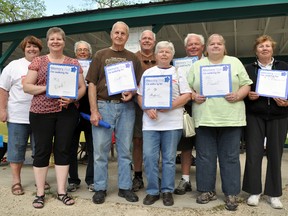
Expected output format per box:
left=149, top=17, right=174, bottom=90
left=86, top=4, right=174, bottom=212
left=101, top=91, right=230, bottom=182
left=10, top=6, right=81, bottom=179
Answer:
left=23, top=69, right=46, bottom=95
left=225, top=85, right=251, bottom=103
left=137, top=94, right=157, bottom=120
left=0, top=88, right=8, bottom=122
left=88, top=82, right=102, bottom=126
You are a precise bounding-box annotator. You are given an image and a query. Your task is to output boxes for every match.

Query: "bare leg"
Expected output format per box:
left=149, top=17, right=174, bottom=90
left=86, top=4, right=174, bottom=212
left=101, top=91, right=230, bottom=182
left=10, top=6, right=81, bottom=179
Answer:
left=55, top=165, right=74, bottom=205
left=10, top=162, right=23, bottom=185
left=133, top=137, right=143, bottom=172
left=33, top=166, right=49, bottom=196
left=181, top=149, right=192, bottom=176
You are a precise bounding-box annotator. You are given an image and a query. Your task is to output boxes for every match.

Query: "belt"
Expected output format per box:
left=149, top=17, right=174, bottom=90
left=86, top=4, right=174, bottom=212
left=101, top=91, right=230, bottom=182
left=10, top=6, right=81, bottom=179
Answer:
left=98, top=99, right=123, bottom=103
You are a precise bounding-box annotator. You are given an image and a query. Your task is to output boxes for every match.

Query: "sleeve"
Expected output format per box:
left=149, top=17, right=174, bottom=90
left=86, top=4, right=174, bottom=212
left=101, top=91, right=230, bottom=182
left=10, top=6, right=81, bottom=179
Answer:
left=28, top=56, right=41, bottom=71
left=86, top=52, right=101, bottom=85
left=187, top=64, right=195, bottom=89
left=0, top=62, right=13, bottom=91
left=178, top=69, right=192, bottom=94
left=235, top=58, right=253, bottom=86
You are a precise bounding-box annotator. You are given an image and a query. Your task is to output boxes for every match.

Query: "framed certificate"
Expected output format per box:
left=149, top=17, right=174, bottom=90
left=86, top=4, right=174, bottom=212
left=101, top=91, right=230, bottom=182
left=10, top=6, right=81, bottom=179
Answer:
left=256, top=69, right=288, bottom=99
left=46, top=63, right=79, bottom=99
left=200, top=64, right=232, bottom=97
left=104, top=61, right=137, bottom=96
left=173, top=57, right=198, bottom=77
left=142, top=75, right=172, bottom=109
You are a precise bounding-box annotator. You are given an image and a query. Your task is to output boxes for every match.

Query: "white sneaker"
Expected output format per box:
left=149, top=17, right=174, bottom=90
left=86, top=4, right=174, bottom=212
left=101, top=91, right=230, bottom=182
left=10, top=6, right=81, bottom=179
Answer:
left=268, top=197, right=283, bottom=209
left=247, top=194, right=261, bottom=206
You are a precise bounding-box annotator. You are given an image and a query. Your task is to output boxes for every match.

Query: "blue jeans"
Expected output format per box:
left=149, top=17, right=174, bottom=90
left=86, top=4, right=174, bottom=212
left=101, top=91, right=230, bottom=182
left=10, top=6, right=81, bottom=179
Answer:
left=143, top=129, right=182, bottom=195
left=195, top=126, right=242, bottom=196
left=92, top=100, right=135, bottom=191
left=7, top=122, right=34, bottom=163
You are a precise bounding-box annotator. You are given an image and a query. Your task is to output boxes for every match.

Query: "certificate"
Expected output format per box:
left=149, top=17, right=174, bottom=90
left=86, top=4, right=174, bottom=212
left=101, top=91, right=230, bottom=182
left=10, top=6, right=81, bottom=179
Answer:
left=256, top=69, right=288, bottom=99
left=200, top=64, right=232, bottom=97
left=46, top=63, right=79, bottom=99
left=173, top=57, right=198, bottom=77
left=78, top=59, right=91, bottom=79
left=104, top=61, right=137, bottom=96
left=142, top=75, right=172, bottom=109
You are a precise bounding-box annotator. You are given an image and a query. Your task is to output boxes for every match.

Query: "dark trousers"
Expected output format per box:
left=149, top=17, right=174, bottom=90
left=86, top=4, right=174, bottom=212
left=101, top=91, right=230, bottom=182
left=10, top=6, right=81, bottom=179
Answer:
left=30, top=104, right=79, bottom=167
left=242, top=114, right=288, bottom=197
left=68, top=116, right=94, bottom=185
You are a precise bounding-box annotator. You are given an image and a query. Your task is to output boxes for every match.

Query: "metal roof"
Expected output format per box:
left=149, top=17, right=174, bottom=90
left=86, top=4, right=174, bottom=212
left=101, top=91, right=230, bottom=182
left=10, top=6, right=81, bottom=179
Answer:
left=1, top=0, right=288, bottom=67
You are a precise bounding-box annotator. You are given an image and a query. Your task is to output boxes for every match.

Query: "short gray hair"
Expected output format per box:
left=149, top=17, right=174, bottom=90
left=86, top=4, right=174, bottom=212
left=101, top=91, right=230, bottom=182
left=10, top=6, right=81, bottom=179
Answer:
left=184, top=33, right=205, bottom=47
left=139, top=30, right=156, bottom=41
left=155, top=41, right=175, bottom=56
left=74, top=40, right=92, bottom=55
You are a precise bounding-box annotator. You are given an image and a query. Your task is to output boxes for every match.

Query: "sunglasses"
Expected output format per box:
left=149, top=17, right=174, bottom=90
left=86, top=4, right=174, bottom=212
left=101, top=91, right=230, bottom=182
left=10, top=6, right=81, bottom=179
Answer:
left=143, top=60, right=156, bottom=64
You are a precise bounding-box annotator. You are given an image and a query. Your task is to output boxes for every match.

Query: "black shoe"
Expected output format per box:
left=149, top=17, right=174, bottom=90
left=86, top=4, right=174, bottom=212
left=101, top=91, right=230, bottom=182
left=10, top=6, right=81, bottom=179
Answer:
left=162, top=192, right=174, bottom=206
left=132, top=176, right=144, bottom=192
left=118, top=189, right=139, bottom=202
left=143, top=194, right=160, bottom=205
left=92, top=190, right=106, bottom=204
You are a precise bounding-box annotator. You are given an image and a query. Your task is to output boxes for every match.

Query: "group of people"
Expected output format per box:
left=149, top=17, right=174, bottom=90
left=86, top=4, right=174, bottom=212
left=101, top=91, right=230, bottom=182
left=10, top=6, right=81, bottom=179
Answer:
left=0, top=20, right=287, bottom=211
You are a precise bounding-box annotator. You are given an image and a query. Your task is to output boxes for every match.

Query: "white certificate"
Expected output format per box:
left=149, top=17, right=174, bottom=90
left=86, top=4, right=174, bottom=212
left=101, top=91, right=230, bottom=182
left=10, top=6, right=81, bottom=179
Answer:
left=78, top=59, right=91, bottom=79
left=200, top=64, right=232, bottom=97
left=173, top=57, right=198, bottom=77
left=104, top=61, right=137, bottom=96
left=256, top=69, right=288, bottom=99
left=46, top=63, right=79, bottom=99
left=142, top=75, right=172, bottom=109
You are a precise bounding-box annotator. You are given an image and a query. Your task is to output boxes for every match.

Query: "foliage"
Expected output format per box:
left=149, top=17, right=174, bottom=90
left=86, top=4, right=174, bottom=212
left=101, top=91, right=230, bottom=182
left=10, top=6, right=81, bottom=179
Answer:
left=0, top=0, right=46, bottom=23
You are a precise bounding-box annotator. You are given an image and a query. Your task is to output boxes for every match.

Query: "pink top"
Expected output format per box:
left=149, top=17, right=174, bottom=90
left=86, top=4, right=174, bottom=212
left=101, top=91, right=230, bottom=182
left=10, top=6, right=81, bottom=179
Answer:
left=28, top=55, right=83, bottom=113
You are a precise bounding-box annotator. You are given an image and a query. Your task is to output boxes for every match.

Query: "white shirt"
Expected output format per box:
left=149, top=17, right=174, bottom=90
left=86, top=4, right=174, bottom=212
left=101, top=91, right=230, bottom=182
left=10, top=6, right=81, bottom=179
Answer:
left=137, top=66, right=191, bottom=131
left=0, top=57, right=33, bottom=123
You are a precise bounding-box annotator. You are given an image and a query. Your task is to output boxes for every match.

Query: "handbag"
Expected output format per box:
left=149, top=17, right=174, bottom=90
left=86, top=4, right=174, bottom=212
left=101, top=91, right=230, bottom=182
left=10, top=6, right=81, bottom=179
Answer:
left=183, top=108, right=196, bottom=137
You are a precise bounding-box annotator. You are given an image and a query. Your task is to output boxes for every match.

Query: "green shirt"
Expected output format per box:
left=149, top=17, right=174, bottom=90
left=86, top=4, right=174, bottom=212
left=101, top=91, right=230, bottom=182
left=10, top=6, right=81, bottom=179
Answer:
left=188, top=55, right=253, bottom=127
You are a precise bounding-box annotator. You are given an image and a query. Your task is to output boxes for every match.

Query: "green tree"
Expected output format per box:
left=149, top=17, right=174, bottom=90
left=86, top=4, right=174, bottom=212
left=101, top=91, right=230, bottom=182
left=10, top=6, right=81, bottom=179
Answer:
left=0, top=0, right=45, bottom=23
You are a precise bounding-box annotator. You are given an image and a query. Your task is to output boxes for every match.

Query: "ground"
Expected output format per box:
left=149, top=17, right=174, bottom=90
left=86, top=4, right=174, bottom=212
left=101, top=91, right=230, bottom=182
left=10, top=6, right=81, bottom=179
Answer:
left=0, top=185, right=287, bottom=216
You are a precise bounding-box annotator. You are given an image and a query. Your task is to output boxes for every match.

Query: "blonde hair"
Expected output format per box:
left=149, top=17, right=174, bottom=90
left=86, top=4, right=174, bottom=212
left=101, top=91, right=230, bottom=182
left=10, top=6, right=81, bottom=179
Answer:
left=205, top=33, right=227, bottom=56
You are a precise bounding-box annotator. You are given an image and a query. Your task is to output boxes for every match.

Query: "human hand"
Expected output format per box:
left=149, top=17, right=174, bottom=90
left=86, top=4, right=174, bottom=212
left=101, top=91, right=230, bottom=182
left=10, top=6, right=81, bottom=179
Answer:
left=194, top=93, right=206, bottom=104
left=274, top=98, right=288, bottom=107
left=58, top=97, right=75, bottom=108
left=121, top=91, right=133, bottom=102
left=144, top=109, right=157, bottom=120
left=225, top=92, right=239, bottom=103
left=90, top=111, right=102, bottom=126
left=0, top=109, right=7, bottom=122
left=248, top=91, right=259, bottom=101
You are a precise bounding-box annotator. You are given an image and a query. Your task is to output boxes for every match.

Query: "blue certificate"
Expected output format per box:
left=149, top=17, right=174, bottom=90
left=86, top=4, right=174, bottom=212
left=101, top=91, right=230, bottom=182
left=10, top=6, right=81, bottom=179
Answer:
left=142, top=75, right=172, bottom=109
left=104, top=61, right=137, bottom=96
left=200, top=64, right=232, bottom=97
left=46, top=63, right=79, bottom=99
left=256, top=69, right=288, bottom=99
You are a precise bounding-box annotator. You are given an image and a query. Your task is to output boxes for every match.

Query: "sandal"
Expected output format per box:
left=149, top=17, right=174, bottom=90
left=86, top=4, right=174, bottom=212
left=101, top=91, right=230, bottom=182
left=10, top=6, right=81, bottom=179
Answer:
left=57, top=193, right=75, bottom=206
left=11, top=183, right=24, bottom=195
left=32, top=195, right=45, bottom=209
left=34, top=181, right=51, bottom=190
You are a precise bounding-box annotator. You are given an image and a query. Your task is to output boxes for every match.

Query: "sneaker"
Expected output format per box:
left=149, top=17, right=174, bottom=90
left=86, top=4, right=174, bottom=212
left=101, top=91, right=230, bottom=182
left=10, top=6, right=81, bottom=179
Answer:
left=88, top=184, right=94, bottom=192
left=174, top=178, right=192, bottom=195
left=247, top=194, right=261, bottom=206
left=67, top=183, right=80, bottom=192
left=92, top=190, right=107, bottom=204
left=196, top=191, right=217, bottom=204
left=268, top=197, right=283, bottom=209
left=118, top=189, right=139, bottom=202
left=132, top=176, right=144, bottom=192
left=225, top=195, right=238, bottom=211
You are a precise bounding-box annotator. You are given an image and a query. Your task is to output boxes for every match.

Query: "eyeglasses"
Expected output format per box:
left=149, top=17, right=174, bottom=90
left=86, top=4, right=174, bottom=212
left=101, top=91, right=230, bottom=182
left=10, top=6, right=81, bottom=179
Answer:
left=143, top=60, right=156, bottom=65
left=76, top=48, right=89, bottom=52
